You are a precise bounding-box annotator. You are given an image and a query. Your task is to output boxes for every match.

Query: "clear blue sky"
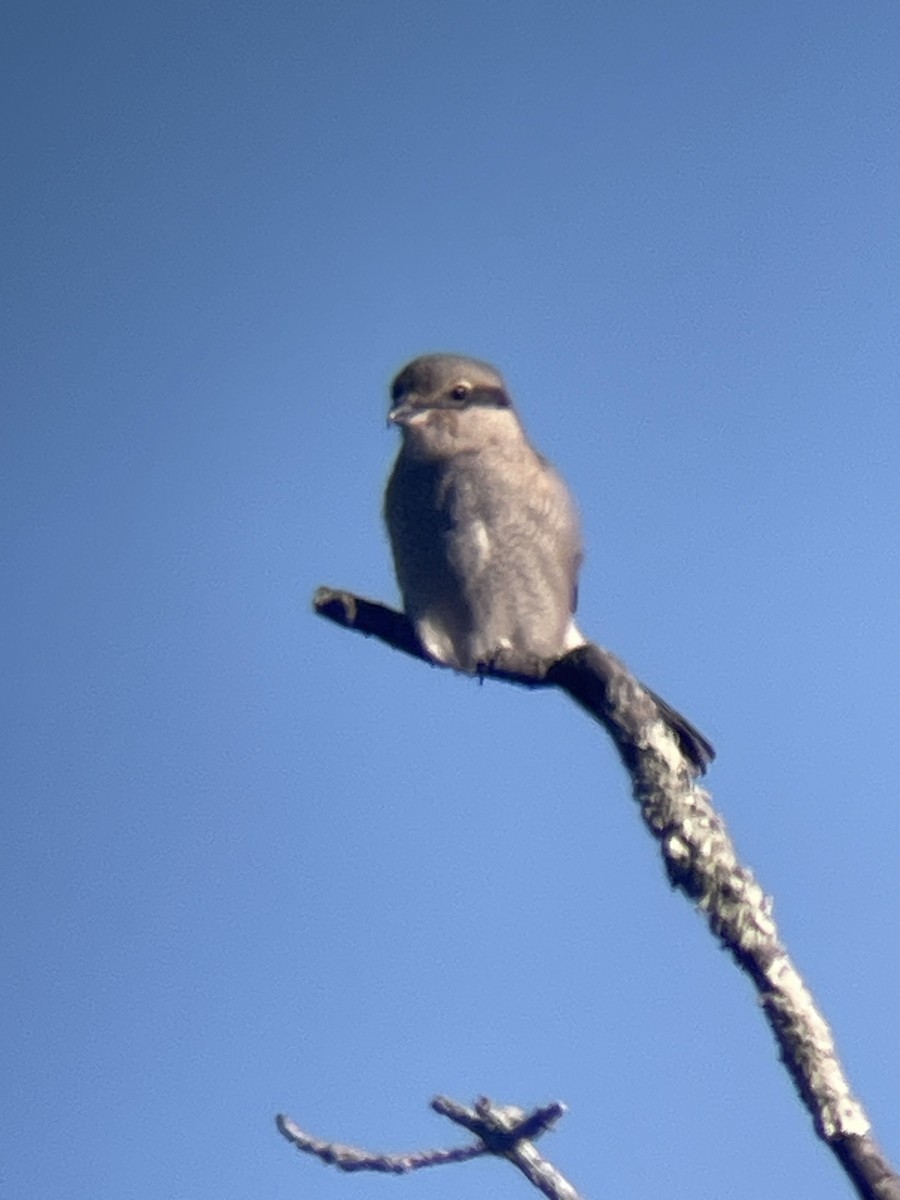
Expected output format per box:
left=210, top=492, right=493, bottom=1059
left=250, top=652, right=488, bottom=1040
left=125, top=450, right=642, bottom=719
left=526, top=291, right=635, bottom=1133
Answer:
left=4, top=3, right=900, bottom=1197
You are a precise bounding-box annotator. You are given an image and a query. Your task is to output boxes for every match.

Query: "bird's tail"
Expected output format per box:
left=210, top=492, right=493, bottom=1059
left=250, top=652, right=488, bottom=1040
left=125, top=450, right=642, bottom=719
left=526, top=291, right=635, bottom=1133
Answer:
left=640, top=684, right=716, bottom=775
left=548, top=641, right=715, bottom=775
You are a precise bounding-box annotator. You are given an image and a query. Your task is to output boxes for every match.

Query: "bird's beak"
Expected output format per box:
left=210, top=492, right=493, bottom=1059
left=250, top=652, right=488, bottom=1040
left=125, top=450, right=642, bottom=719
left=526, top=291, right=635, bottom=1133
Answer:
left=388, top=402, right=418, bottom=426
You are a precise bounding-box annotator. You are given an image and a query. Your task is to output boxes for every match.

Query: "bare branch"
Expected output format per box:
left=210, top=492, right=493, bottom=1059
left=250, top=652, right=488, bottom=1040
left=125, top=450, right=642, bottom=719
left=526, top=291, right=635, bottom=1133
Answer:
left=276, top=1096, right=582, bottom=1200
left=275, top=1112, right=485, bottom=1174
left=312, top=587, right=714, bottom=773
left=312, top=586, right=900, bottom=1200
left=433, top=1096, right=581, bottom=1200
left=313, top=587, right=427, bottom=662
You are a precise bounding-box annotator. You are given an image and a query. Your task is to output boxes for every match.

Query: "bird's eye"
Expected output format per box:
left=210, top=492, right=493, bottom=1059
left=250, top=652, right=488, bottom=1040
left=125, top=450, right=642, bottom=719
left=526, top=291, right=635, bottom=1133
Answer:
left=451, top=383, right=471, bottom=402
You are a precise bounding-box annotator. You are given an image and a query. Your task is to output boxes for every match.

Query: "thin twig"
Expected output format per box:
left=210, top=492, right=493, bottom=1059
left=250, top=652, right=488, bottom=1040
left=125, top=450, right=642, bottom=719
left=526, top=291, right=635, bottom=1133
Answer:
left=275, top=1112, right=485, bottom=1173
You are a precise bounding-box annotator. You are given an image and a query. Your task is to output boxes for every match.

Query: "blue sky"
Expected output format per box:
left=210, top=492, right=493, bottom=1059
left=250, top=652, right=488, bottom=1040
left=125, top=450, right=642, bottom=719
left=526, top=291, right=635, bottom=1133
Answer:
left=4, top=3, right=900, bottom=1197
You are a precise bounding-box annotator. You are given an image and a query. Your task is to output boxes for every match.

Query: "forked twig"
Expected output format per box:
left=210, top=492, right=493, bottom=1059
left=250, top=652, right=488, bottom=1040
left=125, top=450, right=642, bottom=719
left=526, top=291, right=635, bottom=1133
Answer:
left=277, top=1096, right=581, bottom=1200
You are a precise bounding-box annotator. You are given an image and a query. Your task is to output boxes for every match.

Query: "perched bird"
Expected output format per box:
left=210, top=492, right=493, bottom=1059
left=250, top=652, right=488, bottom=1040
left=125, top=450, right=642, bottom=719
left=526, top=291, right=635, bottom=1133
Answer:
left=383, top=353, right=714, bottom=771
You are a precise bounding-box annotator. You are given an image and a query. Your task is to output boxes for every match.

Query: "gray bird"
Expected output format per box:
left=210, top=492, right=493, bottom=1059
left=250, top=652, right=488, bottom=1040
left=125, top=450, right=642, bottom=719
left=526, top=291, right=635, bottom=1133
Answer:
left=383, top=352, right=714, bottom=771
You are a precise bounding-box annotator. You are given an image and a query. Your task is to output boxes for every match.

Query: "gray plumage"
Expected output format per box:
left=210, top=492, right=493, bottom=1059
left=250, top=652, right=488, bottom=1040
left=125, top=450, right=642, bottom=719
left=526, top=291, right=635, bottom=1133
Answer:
left=383, top=352, right=714, bottom=770
left=384, top=354, right=587, bottom=675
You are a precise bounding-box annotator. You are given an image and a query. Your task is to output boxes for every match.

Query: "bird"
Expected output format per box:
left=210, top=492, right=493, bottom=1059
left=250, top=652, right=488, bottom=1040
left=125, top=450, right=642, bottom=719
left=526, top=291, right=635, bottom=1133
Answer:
left=383, top=352, right=714, bottom=772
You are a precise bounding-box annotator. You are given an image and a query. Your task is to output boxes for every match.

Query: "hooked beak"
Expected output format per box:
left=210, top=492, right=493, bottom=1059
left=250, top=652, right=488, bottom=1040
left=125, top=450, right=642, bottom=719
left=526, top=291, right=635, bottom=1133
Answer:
left=388, top=401, right=424, bottom=426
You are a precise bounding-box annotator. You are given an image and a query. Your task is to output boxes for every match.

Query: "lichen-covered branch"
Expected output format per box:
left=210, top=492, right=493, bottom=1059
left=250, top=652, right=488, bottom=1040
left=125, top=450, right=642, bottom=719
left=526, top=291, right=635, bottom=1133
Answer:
left=312, top=585, right=900, bottom=1200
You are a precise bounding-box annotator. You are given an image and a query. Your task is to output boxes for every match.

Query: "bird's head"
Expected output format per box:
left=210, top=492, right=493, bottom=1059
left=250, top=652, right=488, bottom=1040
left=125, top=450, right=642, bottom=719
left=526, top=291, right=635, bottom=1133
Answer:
left=388, top=354, right=522, bottom=459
